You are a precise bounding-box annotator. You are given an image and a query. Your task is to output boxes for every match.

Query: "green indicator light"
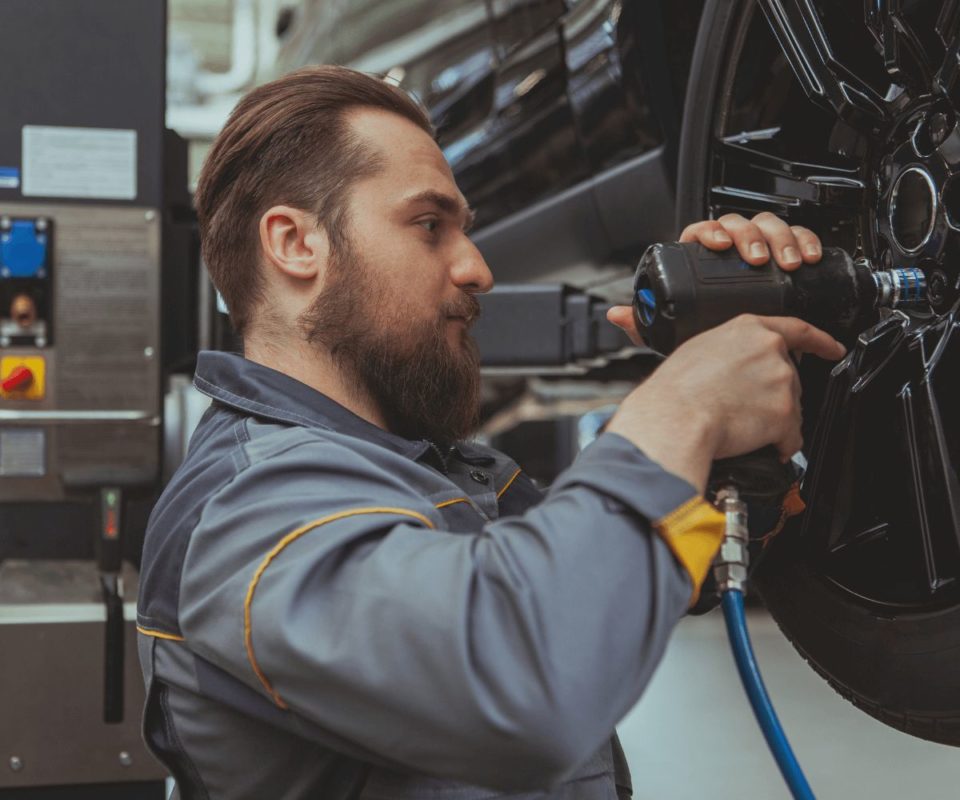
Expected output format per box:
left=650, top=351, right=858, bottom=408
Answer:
left=106, top=490, right=118, bottom=507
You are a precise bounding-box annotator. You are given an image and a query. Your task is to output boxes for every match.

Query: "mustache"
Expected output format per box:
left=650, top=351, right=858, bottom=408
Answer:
left=441, top=293, right=482, bottom=325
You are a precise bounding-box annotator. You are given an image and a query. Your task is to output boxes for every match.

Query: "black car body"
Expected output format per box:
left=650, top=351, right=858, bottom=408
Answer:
left=275, top=0, right=704, bottom=285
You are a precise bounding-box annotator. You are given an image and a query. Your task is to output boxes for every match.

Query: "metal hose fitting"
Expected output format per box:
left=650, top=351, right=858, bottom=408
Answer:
left=713, top=485, right=750, bottom=594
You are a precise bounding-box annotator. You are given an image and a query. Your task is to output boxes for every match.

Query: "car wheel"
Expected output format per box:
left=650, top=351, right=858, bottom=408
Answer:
left=677, top=0, right=960, bottom=746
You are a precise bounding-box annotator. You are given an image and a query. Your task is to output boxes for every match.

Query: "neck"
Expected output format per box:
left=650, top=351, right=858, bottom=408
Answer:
left=244, top=332, right=389, bottom=431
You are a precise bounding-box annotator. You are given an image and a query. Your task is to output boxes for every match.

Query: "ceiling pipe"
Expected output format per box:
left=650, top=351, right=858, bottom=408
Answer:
left=193, top=0, right=257, bottom=97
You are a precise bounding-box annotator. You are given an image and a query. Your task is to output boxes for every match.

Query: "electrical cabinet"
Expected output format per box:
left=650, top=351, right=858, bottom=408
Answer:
left=0, top=1, right=173, bottom=794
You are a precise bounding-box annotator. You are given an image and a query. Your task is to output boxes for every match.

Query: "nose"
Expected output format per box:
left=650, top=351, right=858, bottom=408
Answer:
left=451, top=234, right=494, bottom=294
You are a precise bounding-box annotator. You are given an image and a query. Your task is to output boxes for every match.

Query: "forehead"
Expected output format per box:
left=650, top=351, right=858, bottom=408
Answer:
left=346, top=107, right=465, bottom=206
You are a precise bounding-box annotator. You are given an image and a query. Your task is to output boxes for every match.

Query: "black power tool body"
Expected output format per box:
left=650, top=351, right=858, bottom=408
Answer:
left=631, top=241, right=927, bottom=526
left=632, top=242, right=925, bottom=355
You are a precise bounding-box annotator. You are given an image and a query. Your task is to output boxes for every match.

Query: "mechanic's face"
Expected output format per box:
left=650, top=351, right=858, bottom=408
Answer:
left=342, top=108, right=493, bottom=344
left=300, top=108, right=494, bottom=444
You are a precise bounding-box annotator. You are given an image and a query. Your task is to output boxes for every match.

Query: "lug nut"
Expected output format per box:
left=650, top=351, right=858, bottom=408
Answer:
left=928, top=269, right=948, bottom=306
left=929, top=112, right=951, bottom=145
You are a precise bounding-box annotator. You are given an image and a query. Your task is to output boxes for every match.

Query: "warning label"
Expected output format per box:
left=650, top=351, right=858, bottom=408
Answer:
left=22, top=126, right=137, bottom=200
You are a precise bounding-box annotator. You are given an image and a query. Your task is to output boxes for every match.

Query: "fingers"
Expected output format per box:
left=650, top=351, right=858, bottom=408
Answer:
left=714, top=213, right=770, bottom=265
left=679, top=220, right=733, bottom=249
left=606, top=305, right=645, bottom=346
left=741, top=213, right=820, bottom=271
left=680, top=213, right=824, bottom=271
left=751, top=213, right=805, bottom=270
left=790, top=225, right=822, bottom=263
left=755, top=315, right=846, bottom=361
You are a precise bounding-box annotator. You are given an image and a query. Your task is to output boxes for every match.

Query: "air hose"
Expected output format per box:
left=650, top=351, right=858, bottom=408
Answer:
left=714, top=487, right=815, bottom=800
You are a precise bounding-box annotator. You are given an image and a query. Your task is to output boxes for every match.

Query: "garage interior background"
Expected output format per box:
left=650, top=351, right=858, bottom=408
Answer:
left=1, top=0, right=959, bottom=798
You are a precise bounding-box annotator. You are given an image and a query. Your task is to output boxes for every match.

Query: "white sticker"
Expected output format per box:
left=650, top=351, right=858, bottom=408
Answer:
left=0, top=167, right=19, bottom=189
left=22, top=125, right=137, bottom=200
left=0, top=428, right=45, bottom=477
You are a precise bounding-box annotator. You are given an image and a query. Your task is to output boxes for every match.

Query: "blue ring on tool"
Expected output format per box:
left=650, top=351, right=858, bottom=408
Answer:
left=637, top=288, right=657, bottom=326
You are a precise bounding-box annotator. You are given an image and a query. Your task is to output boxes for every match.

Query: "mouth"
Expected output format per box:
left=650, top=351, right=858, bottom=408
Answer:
left=443, top=297, right=481, bottom=327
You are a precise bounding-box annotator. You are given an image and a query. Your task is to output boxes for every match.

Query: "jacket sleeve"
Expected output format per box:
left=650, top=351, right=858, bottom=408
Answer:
left=177, top=431, right=724, bottom=789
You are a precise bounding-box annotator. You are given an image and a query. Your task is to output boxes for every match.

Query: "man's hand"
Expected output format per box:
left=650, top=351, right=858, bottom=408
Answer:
left=606, top=313, right=845, bottom=493
left=678, top=211, right=823, bottom=271
left=607, top=212, right=823, bottom=345
left=602, top=212, right=843, bottom=492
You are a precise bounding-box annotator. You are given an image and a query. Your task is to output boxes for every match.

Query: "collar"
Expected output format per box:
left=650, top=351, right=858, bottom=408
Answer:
left=193, top=351, right=433, bottom=460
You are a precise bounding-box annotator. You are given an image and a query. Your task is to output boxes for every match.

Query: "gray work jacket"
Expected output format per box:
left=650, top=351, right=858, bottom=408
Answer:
left=137, top=351, right=723, bottom=799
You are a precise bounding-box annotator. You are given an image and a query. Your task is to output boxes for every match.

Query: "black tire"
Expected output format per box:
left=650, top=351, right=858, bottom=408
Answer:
left=758, top=524, right=960, bottom=746
left=676, top=0, right=960, bottom=746
left=675, top=0, right=743, bottom=235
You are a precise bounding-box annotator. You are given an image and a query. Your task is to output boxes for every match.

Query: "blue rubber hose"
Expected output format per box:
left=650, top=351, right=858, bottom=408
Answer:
left=721, top=589, right=815, bottom=800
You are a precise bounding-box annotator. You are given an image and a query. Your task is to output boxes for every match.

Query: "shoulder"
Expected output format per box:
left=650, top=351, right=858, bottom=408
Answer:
left=240, top=419, right=415, bottom=476
left=457, top=440, right=544, bottom=510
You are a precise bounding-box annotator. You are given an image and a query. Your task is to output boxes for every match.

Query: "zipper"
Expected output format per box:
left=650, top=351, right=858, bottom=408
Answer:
left=424, top=440, right=453, bottom=473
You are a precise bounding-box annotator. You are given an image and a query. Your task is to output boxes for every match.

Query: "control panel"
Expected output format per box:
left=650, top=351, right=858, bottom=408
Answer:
left=0, top=216, right=52, bottom=349
left=0, top=203, right=161, bottom=499
left=0, top=216, right=51, bottom=409
left=0, top=1, right=172, bottom=793
left=0, top=0, right=167, bottom=503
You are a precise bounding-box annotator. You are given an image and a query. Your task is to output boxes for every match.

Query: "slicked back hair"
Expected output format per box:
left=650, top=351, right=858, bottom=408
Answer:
left=194, top=65, right=434, bottom=336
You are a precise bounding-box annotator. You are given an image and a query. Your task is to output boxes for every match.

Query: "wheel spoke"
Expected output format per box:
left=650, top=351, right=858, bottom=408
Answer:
left=935, top=0, right=960, bottom=107
left=711, top=138, right=865, bottom=217
left=799, top=309, right=960, bottom=603
left=759, top=0, right=889, bottom=134
left=936, top=0, right=960, bottom=46
left=864, top=0, right=933, bottom=94
left=801, top=315, right=908, bottom=556
left=897, top=319, right=960, bottom=593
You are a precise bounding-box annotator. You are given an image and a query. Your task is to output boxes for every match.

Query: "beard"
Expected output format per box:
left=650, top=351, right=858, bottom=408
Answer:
left=299, top=245, right=482, bottom=446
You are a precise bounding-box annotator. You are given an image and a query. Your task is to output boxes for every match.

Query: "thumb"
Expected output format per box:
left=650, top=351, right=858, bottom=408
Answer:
left=607, top=305, right=645, bottom=346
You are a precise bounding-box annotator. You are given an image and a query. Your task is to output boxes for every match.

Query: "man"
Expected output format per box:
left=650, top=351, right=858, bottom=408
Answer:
left=137, top=65, right=844, bottom=799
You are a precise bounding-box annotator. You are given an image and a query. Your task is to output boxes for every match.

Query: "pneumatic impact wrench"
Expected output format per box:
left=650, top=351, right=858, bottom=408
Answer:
left=631, top=242, right=929, bottom=799
left=632, top=241, right=928, bottom=533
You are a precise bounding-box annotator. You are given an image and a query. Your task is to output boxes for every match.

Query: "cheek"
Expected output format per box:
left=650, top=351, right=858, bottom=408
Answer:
left=352, top=226, right=450, bottom=313
left=391, top=263, right=449, bottom=318
left=371, top=281, right=435, bottom=333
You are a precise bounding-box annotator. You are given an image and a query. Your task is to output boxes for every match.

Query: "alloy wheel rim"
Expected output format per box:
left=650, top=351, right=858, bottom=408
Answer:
left=704, top=0, right=960, bottom=611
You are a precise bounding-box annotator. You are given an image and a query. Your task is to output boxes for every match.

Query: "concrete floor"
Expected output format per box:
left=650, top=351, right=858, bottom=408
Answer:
left=158, top=606, right=959, bottom=799
left=617, top=610, right=960, bottom=799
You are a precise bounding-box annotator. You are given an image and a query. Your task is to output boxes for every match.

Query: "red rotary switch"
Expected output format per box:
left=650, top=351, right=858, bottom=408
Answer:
left=1, top=365, right=34, bottom=392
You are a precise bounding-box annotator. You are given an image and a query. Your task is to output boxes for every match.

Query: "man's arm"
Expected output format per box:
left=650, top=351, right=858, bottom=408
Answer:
left=177, top=430, right=712, bottom=790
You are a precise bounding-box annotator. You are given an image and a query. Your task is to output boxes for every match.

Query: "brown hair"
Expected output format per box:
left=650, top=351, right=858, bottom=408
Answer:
left=194, top=65, right=433, bottom=336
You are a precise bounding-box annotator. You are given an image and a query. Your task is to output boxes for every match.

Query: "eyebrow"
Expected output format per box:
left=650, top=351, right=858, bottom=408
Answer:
left=403, top=190, right=476, bottom=231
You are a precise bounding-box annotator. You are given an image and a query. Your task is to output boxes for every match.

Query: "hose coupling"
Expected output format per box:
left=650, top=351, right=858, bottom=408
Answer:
left=713, top=485, right=750, bottom=594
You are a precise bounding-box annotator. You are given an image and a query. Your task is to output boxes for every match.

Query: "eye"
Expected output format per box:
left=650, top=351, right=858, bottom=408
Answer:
left=418, top=218, right=440, bottom=234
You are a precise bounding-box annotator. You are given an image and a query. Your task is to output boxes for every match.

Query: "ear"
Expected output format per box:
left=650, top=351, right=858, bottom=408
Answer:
left=258, top=205, right=329, bottom=284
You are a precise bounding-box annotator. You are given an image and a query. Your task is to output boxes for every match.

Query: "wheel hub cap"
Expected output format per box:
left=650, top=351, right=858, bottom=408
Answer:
left=888, top=165, right=938, bottom=253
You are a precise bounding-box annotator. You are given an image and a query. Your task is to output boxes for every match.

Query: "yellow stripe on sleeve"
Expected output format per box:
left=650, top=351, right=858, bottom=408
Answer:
left=136, top=625, right=185, bottom=642
left=653, top=496, right=726, bottom=606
